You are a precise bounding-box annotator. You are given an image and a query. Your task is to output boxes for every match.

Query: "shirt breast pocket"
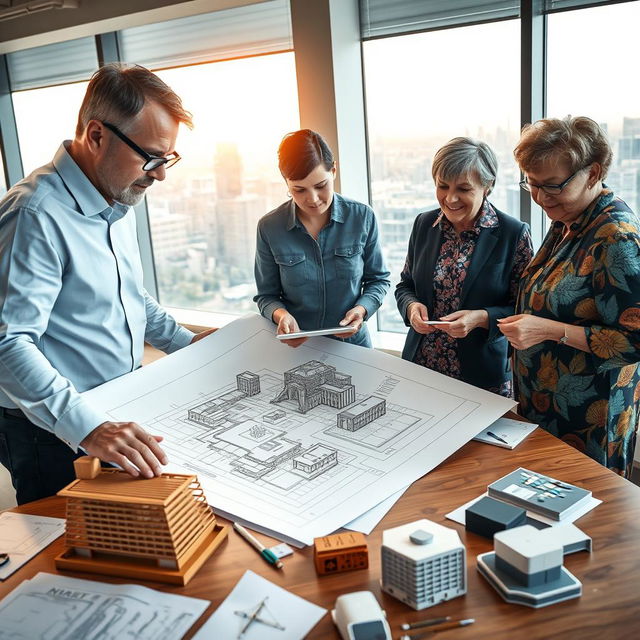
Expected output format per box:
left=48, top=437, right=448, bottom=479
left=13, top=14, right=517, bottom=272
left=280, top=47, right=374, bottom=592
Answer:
left=274, top=253, right=307, bottom=288
left=334, top=245, right=364, bottom=281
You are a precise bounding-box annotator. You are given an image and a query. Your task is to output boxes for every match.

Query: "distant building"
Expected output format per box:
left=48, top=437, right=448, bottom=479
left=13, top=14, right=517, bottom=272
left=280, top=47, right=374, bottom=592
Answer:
left=237, top=371, right=260, bottom=396
left=215, top=142, right=243, bottom=199
left=271, top=361, right=355, bottom=414
left=337, top=396, right=386, bottom=431
left=623, top=117, right=640, bottom=137
left=293, top=444, right=338, bottom=479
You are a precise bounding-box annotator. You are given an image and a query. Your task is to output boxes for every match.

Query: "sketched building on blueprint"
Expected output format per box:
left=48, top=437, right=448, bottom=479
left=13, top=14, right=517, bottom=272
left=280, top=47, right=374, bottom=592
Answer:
left=337, top=396, right=386, bottom=431
left=293, top=443, right=339, bottom=479
left=237, top=371, right=260, bottom=396
left=271, top=360, right=356, bottom=413
left=189, top=371, right=261, bottom=427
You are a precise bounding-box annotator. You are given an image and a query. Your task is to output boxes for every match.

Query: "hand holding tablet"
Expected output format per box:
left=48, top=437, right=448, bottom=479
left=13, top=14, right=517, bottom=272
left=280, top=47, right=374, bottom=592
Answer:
left=276, top=326, right=354, bottom=340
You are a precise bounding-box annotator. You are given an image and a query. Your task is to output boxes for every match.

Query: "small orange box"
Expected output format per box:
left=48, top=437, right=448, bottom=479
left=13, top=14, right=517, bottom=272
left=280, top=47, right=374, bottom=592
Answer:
left=313, top=532, right=369, bottom=575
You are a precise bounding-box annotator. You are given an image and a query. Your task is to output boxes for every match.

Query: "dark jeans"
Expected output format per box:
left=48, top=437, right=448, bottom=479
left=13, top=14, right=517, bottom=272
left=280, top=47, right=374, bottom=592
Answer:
left=0, top=407, right=83, bottom=505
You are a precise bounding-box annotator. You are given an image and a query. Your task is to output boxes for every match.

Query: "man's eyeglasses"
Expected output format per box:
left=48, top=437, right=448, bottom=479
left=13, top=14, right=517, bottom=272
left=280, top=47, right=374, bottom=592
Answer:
left=519, top=166, right=587, bottom=195
left=102, top=121, right=181, bottom=171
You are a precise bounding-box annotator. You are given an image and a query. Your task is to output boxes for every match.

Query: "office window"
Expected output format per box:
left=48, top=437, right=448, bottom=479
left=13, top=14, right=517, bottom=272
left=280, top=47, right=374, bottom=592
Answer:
left=363, top=20, right=521, bottom=333
left=146, top=54, right=299, bottom=314
left=0, top=153, right=6, bottom=197
left=12, top=82, right=88, bottom=176
left=547, top=1, right=640, bottom=222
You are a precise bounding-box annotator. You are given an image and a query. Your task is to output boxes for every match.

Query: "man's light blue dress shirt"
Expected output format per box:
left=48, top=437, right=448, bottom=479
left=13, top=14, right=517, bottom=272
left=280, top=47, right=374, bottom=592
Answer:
left=0, top=143, right=193, bottom=450
left=254, top=193, right=390, bottom=346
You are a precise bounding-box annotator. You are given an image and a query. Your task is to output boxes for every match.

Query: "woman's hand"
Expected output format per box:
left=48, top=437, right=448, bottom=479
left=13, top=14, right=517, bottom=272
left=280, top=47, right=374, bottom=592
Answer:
left=497, top=314, right=560, bottom=350
left=437, top=309, right=489, bottom=338
left=337, top=305, right=367, bottom=338
left=273, top=309, right=307, bottom=348
left=407, top=302, right=436, bottom=334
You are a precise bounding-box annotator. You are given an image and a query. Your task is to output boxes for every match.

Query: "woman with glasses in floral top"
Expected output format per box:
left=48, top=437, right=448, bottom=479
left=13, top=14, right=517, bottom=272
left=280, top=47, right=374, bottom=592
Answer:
left=254, top=129, right=390, bottom=348
left=499, top=116, right=640, bottom=478
left=396, top=137, right=533, bottom=397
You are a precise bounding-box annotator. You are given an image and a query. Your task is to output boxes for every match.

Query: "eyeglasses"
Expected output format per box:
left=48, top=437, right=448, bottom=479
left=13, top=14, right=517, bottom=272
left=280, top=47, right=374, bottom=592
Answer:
left=102, top=121, right=181, bottom=171
left=519, top=166, right=587, bottom=195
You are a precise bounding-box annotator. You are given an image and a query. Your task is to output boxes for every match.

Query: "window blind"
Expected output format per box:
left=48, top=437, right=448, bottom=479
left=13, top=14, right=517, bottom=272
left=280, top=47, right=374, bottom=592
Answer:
left=544, top=0, right=635, bottom=12
left=360, top=0, right=520, bottom=39
left=118, top=0, right=292, bottom=71
left=7, top=37, right=98, bottom=91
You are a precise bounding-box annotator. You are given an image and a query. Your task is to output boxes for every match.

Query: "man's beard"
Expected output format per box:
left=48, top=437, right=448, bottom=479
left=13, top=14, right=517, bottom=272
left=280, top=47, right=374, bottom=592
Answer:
left=113, top=178, right=155, bottom=206
left=95, top=162, right=155, bottom=206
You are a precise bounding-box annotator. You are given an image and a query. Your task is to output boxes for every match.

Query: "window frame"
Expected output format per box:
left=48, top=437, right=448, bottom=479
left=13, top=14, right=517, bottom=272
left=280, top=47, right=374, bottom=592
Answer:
left=0, top=0, right=636, bottom=345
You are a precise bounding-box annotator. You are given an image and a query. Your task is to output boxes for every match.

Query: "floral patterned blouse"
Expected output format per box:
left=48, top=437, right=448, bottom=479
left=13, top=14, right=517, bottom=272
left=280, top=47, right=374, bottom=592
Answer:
left=515, top=187, right=640, bottom=478
left=413, top=201, right=533, bottom=396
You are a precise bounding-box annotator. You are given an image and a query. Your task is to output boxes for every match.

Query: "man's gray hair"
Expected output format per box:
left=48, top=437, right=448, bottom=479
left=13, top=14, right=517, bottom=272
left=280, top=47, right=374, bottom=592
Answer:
left=76, top=63, right=192, bottom=136
left=431, top=137, right=498, bottom=194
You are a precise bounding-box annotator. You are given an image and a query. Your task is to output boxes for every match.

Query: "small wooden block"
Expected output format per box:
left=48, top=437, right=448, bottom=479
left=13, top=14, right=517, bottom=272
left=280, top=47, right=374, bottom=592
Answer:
left=313, top=532, right=368, bottom=575
left=73, top=456, right=101, bottom=479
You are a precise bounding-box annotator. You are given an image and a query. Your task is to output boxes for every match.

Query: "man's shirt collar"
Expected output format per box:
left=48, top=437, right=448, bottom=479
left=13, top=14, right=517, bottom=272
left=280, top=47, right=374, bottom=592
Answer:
left=53, top=142, right=128, bottom=221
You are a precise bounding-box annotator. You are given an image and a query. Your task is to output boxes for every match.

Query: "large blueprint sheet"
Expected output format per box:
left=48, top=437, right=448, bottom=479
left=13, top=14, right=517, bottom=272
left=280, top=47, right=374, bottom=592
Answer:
left=84, top=314, right=515, bottom=545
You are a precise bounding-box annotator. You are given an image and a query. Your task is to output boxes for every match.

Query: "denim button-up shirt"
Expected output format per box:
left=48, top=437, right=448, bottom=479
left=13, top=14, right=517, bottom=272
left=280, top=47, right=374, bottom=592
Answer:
left=254, top=193, right=390, bottom=345
left=0, top=143, right=193, bottom=450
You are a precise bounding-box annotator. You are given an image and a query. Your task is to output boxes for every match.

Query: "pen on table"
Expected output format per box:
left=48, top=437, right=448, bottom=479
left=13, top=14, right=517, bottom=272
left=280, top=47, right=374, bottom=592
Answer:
left=399, top=618, right=475, bottom=640
left=233, top=523, right=284, bottom=569
left=0, top=553, right=9, bottom=566
left=486, top=431, right=509, bottom=444
left=401, top=615, right=451, bottom=630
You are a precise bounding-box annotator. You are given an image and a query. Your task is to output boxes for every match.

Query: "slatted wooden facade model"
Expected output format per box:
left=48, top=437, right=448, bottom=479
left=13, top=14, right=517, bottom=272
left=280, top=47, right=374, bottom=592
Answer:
left=55, top=456, right=229, bottom=585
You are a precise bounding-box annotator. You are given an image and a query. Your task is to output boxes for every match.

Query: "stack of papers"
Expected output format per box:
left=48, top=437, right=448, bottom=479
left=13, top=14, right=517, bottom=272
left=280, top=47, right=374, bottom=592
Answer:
left=0, top=572, right=209, bottom=639
left=0, top=513, right=65, bottom=580
left=473, top=417, right=538, bottom=449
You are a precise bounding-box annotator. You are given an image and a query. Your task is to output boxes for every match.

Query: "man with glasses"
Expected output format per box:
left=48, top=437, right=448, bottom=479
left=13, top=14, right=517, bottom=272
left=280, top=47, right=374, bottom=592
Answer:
left=0, top=64, right=211, bottom=504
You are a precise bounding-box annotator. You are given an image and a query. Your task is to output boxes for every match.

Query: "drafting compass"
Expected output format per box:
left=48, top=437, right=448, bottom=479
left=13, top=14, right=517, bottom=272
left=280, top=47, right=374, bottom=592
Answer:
left=235, top=596, right=286, bottom=638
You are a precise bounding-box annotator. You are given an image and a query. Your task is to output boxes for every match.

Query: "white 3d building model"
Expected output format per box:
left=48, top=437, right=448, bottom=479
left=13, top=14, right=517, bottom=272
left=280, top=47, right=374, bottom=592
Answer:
left=381, top=518, right=466, bottom=610
left=477, top=524, right=588, bottom=608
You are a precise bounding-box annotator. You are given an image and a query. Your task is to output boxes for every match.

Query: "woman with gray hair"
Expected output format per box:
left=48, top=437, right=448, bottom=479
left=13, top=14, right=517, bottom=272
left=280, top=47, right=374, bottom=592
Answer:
left=396, top=137, right=533, bottom=396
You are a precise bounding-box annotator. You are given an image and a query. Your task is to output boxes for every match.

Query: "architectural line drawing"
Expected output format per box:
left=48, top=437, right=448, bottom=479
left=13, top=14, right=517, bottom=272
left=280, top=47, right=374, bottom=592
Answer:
left=271, top=360, right=355, bottom=413
left=83, top=314, right=516, bottom=545
left=0, top=572, right=208, bottom=640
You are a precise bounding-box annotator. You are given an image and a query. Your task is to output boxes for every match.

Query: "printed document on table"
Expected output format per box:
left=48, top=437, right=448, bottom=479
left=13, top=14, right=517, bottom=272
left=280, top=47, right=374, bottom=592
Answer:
left=344, top=486, right=408, bottom=534
left=83, top=313, right=515, bottom=545
left=0, top=513, right=65, bottom=580
left=193, top=570, right=326, bottom=640
left=473, top=417, right=538, bottom=449
left=0, top=572, right=209, bottom=639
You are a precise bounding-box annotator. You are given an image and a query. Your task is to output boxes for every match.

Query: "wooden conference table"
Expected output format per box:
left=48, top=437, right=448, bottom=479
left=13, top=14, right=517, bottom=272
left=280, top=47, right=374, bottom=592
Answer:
left=2, top=423, right=639, bottom=640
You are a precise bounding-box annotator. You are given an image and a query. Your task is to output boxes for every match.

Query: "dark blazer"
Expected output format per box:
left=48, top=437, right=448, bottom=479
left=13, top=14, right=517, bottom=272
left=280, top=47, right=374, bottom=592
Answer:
left=395, top=207, right=530, bottom=389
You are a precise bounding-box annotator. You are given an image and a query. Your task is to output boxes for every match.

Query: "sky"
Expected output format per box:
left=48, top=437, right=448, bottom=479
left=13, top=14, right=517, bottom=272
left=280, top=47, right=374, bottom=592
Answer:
left=364, top=1, right=640, bottom=139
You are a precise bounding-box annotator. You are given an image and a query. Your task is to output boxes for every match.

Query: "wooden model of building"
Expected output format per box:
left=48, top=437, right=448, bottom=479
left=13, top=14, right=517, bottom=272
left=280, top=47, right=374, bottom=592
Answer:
left=55, top=456, right=228, bottom=585
left=313, top=531, right=369, bottom=575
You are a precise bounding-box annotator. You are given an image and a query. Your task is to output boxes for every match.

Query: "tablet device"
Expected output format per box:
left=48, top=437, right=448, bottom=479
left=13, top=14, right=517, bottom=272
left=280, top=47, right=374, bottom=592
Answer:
left=423, top=321, right=451, bottom=325
left=276, top=326, right=354, bottom=340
